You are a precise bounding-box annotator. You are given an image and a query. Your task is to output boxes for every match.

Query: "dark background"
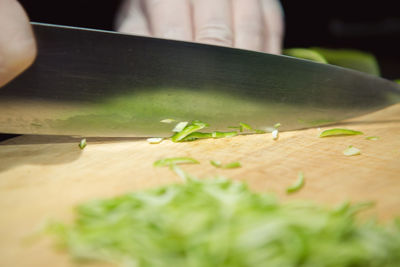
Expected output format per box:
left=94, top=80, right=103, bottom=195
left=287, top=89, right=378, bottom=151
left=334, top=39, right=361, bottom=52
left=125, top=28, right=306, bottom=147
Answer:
left=1, top=0, right=399, bottom=141
left=18, top=0, right=400, bottom=79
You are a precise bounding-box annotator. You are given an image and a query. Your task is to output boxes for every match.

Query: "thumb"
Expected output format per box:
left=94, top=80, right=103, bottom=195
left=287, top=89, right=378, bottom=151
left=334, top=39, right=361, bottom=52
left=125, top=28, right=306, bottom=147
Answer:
left=0, top=0, right=37, bottom=88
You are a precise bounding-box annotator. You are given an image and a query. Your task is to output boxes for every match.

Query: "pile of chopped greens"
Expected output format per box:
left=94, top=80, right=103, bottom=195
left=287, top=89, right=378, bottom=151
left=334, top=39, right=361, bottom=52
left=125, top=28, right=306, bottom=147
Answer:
left=48, top=177, right=400, bottom=267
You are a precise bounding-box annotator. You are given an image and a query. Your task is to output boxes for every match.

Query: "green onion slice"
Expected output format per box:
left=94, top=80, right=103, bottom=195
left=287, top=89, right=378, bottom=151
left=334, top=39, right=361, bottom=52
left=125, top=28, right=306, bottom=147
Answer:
left=147, top=137, right=164, bottom=144
left=319, top=128, right=364, bottom=138
left=160, top=118, right=176, bottom=123
left=273, top=123, right=281, bottom=129
left=210, top=160, right=222, bottom=168
left=154, top=157, right=199, bottom=167
left=223, top=161, right=242, bottom=169
left=78, top=138, right=87, bottom=149
left=172, top=121, right=189, bottom=132
left=171, top=121, right=209, bottom=142
left=286, top=172, right=305, bottom=194
left=210, top=160, right=241, bottom=169
left=239, top=122, right=253, bottom=132
left=365, top=136, right=379, bottom=140
left=343, top=145, right=361, bottom=156
left=272, top=129, right=279, bottom=140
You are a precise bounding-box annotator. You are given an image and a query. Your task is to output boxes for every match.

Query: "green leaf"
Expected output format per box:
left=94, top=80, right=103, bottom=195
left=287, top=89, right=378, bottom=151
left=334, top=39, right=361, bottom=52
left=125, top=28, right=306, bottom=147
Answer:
left=286, top=172, right=305, bottom=194
left=319, top=128, right=363, bottom=137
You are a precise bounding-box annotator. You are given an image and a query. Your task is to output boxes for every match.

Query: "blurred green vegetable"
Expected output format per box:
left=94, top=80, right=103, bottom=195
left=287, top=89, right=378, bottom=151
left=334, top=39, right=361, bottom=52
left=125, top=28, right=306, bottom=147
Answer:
left=78, top=139, right=87, bottom=150
left=286, top=172, right=305, bottom=194
left=48, top=177, right=400, bottom=267
left=283, top=48, right=328, bottom=64
left=284, top=47, right=380, bottom=76
left=210, top=160, right=242, bottom=169
left=319, top=128, right=363, bottom=138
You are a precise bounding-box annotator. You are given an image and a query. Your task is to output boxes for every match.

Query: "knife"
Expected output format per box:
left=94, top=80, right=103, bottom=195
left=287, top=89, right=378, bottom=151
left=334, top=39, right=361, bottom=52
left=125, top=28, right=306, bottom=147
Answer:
left=0, top=22, right=399, bottom=137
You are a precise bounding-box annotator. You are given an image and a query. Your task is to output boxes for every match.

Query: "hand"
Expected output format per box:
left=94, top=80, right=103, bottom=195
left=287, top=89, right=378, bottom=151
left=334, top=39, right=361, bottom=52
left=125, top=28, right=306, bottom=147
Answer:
left=0, top=0, right=36, bottom=87
left=116, top=0, right=284, bottom=54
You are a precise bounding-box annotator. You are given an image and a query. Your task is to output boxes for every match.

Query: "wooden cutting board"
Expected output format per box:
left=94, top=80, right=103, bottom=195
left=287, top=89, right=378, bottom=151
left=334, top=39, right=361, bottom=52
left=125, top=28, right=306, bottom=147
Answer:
left=1, top=104, right=400, bottom=267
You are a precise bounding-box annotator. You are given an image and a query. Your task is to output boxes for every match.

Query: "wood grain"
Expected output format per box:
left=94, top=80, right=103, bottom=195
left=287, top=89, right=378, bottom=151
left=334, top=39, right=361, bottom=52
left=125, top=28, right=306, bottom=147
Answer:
left=1, top=104, right=400, bottom=267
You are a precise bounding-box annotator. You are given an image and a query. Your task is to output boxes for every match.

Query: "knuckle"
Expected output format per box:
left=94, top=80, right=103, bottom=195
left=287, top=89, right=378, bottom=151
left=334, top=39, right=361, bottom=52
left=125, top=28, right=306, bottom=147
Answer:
left=196, top=23, right=233, bottom=46
left=237, top=22, right=263, bottom=35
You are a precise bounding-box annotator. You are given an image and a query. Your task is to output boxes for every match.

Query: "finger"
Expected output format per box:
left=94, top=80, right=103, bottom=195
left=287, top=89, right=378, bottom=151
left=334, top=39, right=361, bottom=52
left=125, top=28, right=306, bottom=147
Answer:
left=192, top=0, right=233, bottom=47
left=115, top=0, right=150, bottom=36
left=0, top=0, right=36, bottom=87
left=232, top=0, right=264, bottom=51
left=260, top=0, right=284, bottom=54
left=142, top=0, right=192, bottom=41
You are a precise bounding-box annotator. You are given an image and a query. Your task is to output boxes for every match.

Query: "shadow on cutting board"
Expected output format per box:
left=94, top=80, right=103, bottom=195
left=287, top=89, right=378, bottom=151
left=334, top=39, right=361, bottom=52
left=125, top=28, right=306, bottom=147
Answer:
left=0, top=135, right=144, bottom=173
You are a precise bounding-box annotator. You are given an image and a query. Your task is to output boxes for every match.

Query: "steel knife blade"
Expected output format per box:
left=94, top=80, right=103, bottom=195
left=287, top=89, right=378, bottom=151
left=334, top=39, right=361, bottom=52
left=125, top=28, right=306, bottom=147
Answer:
left=0, top=22, right=399, bottom=137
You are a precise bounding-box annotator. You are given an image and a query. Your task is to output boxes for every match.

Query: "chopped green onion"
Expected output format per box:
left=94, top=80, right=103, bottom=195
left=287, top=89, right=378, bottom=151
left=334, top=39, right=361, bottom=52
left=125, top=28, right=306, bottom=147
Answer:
left=78, top=138, right=87, bottom=149
left=147, top=137, right=164, bottom=144
left=273, top=123, right=281, bottom=129
left=239, top=122, right=253, bottom=132
left=223, top=161, right=242, bottom=169
left=286, top=172, right=305, bottom=194
left=210, top=160, right=222, bottom=168
left=272, top=129, right=279, bottom=140
left=47, top=176, right=400, bottom=267
left=154, top=157, right=199, bottom=167
left=172, top=121, right=188, bottom=132
left=160, top=118, right=176, bottom=123
left=170, top=164, right=190, bottom=181
left=210, top=160, right=241, bottom=169
left=171, top=121, right=209, bottom=142
left=365, top=136, right=379, bottom=141
left=181, top=132, right=212, bottom=141
left=319, top=128, right=363, bottom=138
left=343, top=145, right=361, bottom=156
left=211, top=131, right=238, bottom=138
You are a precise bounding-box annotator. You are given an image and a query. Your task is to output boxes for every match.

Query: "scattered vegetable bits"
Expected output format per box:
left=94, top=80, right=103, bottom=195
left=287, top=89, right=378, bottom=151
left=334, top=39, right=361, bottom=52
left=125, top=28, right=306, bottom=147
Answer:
left=210, top=160, right=241, bottom=169
left=366, top=136, right=379, bottom=141
left=343, top=145, right=361, bottom=156
left=286, top=171, right=305, bottom=194
left=319, top=128, right=363, bottom=138
left=78, top=138, right=87, bottom=149
left=47, top=177, right=400, bottom=267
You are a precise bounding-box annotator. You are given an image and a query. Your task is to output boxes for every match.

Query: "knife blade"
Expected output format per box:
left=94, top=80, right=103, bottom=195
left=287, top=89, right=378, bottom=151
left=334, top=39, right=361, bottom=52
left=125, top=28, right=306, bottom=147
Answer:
left=0, top=22, right=399, bottom=137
